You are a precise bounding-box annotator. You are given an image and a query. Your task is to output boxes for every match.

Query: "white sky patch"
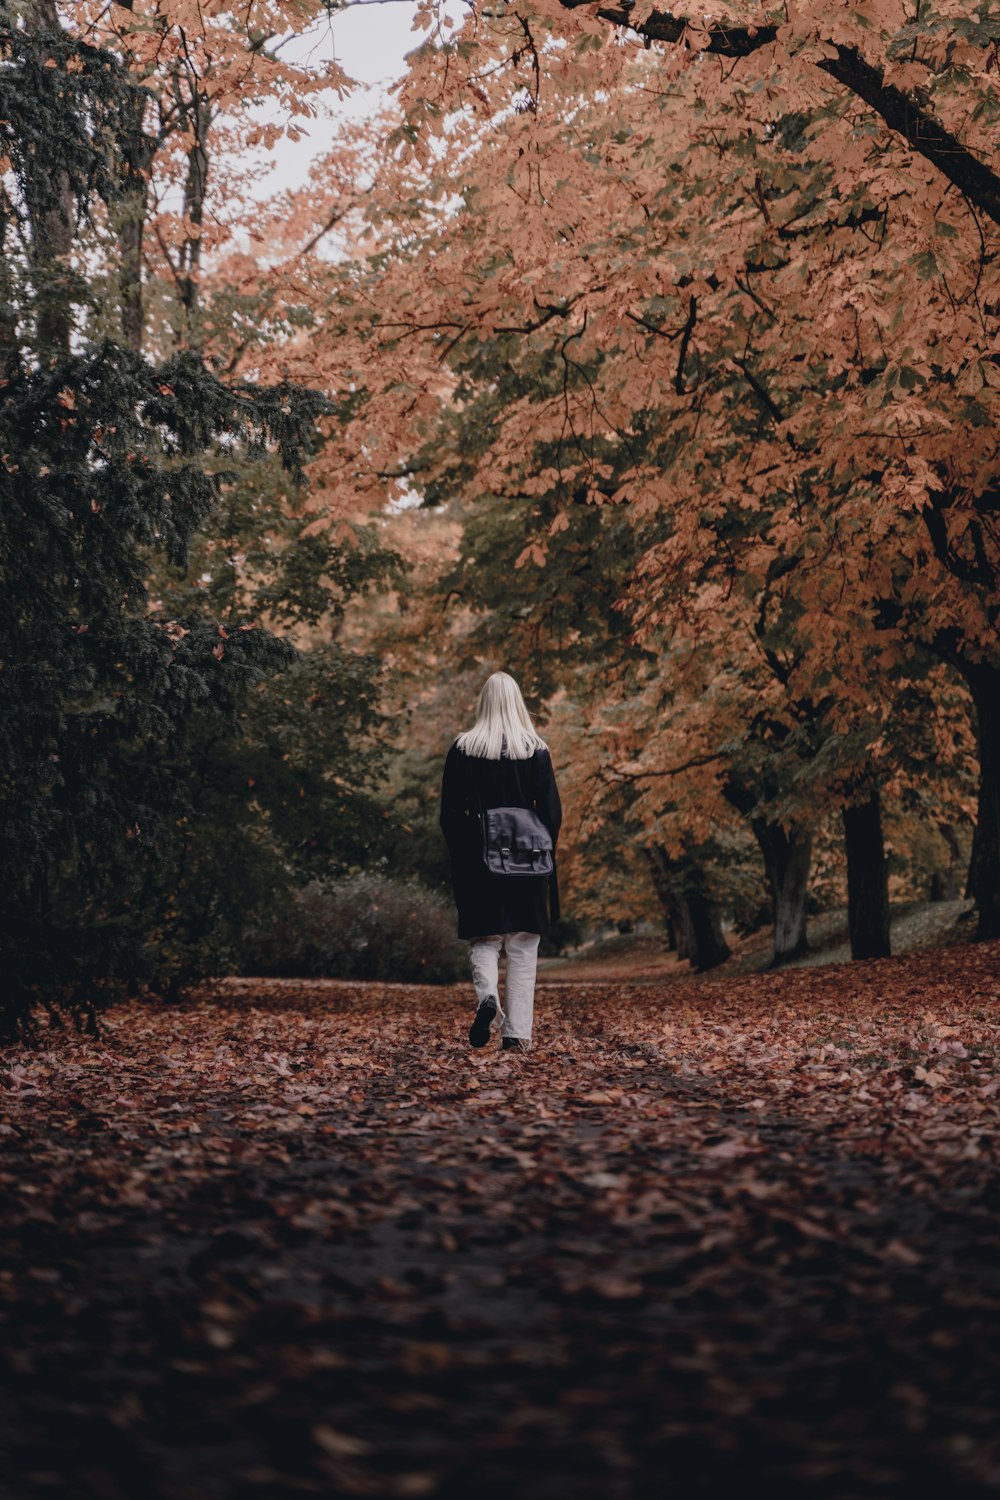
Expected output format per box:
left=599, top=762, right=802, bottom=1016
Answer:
left=245, top=3, right=467, bottom=201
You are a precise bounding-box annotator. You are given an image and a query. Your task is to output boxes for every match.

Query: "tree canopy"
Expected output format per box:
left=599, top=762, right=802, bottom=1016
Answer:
left=1, top=0, right=997, bottom=1022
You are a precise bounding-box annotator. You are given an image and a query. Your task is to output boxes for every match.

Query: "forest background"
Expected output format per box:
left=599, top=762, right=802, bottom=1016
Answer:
left=2, top=0, right=999, bottom=1034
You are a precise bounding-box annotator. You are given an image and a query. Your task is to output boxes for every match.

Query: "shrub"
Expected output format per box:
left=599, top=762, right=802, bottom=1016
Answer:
left=244, top=874, right=467, bottom=984
left=539, top=916, right=585, bottom=957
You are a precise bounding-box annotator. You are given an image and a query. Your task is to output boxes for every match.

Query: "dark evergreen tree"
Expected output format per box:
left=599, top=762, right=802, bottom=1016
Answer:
left=0, top=9, right=389, bottom=1031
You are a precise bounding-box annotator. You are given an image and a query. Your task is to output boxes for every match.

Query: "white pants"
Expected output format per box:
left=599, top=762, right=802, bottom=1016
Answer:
left=469, top=932, right=540, bottom=1042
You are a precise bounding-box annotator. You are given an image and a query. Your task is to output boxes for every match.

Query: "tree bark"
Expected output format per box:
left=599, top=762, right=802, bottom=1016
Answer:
left=177, top=91, right=212, bottom=351
left=117, top=89, right=154, bottom=353
left=684, top=888, right=730, bottom=972
left=0, top=197, right=22, bottom=381
left=752, top=819, right=812, bottom=965
left=559, top=2, right=1000, bottom=229
left=842, top=783, right=891, bottom=960
left=645, top=845, right=729, bottom=971
left=645, top=846, right=686, bottom=958
left=23, top=0, right=76, bottom=361
left=671, top=903, right=689, bottom=962
left=929, top=822, right=962, bottom=903
left=669, top=899, right=692, bottom=961
left=964, top=662, right=1000, bottom=939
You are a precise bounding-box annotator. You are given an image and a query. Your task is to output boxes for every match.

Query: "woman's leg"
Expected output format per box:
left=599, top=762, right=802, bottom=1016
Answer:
left=468, top=935, right=505, bottom=1048
left=501, top=931, right=540, bottom=1044
left=469, top=935, right=503, bottom=1008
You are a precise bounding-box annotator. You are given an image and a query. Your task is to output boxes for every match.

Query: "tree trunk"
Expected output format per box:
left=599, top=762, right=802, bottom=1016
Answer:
left=752, top=819, right=812, bottom=965
left=683, top=888, right=731, bottom=972
left=24, top=0, right=76, bottom=361
left=842, top=783, right=891, bottom=960
left=117, top=90, right=154, bottom=353
left=964, top=662, right=1000, bottom=939
left=929, top=822, right=962, bottom=902
left=177, top=93, right=212, bottom=351
left=645, top=846, right=686, bottom=958
left=658, top=908, right=677, bottom=951
left=0, top=199, right=22, bottom=381
left=645, top=845, right=729, bottom=971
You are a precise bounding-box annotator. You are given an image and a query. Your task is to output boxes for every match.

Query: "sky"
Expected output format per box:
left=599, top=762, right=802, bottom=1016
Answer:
left=323, top=1, right=425, bottom=88
left=253, top=2, right=438, bottom=198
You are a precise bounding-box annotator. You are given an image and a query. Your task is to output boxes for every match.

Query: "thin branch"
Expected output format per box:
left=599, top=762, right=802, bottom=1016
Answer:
left=495, top=292, right=589, bottom=334
left=674, top=294, right=697, bottom=395
left=734, top=355, right=784, bottom=423
left=602, top=750, right=727, bottom=783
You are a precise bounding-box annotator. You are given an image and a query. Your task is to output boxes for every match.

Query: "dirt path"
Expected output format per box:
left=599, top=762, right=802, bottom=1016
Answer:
left=2, top=943, right=999, bottom=1498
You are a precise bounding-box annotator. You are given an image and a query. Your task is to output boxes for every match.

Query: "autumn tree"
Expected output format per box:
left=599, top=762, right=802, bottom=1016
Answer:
left=136, top=0, right=997, bottom=960
left=316, top=1, right=998, bottom=942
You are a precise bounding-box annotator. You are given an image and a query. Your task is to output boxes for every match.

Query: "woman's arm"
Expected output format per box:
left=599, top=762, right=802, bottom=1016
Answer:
left=439, top=743, right=467, bottom=856
left=536, top=748, right=563, bottom=845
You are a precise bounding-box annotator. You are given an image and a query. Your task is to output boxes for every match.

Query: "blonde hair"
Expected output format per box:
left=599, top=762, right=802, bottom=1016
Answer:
left=456, top=671, right=547, bottom=761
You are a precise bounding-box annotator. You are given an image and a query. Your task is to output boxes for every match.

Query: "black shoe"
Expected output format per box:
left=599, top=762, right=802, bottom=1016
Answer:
left=502, top=1037, right=531, bottom=1053
left=469, top=997, right=499, bottom=1049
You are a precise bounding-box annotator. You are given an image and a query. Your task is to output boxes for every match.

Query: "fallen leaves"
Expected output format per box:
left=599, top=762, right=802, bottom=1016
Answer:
left=0, top=941, right=998, bottom=1496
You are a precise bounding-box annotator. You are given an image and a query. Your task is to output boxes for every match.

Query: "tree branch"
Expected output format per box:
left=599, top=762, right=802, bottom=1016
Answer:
left=557, top=3, right=1000, bottom=230
left=496, top=292, right=589, bottom=334
left=603, top=749, right=726, bottom=783
left=674, top=293, right=697, bottom=395
left=921, top=494, right=997, bottom=588
left=734, top=355, right=784, bottom=422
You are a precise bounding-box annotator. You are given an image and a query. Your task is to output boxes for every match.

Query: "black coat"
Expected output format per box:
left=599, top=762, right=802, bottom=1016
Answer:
left=439, top=743, right=563, bottom=940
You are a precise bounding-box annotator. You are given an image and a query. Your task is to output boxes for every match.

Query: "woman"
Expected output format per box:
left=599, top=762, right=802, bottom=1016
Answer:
left=440, top=671, right=562, bottom=1054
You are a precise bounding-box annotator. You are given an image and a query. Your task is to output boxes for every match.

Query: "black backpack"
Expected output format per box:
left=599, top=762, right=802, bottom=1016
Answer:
left=480, top=805, right=554, bottom=877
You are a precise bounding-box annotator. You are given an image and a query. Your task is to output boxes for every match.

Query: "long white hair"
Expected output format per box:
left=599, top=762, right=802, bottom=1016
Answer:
left=456, top=671, right=547, bottom=761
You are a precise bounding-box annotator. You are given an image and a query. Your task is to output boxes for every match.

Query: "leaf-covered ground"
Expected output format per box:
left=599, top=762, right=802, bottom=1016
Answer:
left=539, top=899, right=976, bottom=983
left=2, top=943, right=1000, bottom=1499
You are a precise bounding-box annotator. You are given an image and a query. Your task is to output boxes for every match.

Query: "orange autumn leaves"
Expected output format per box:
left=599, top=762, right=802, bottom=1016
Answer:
left=51, top=2, right=999, bottom=922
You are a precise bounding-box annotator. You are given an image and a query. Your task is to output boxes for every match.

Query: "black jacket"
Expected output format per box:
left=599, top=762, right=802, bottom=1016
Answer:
left=439, top=742, right=563, bottom=940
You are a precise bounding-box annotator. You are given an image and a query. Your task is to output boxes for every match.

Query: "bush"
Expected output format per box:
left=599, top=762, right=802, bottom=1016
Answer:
left=539, top=916, right=585, bottom=957
left=244, top=874, right=467, bottom=984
